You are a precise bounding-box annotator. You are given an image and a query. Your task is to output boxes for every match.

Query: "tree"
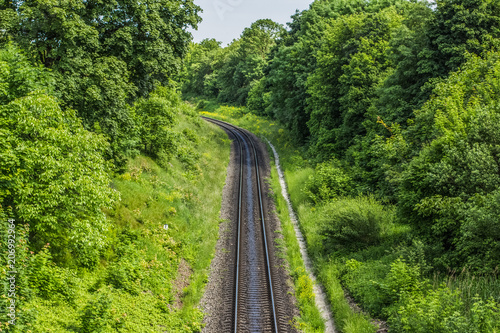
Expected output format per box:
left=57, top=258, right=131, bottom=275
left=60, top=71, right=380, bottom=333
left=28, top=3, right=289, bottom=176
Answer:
left=8, top=0, right=202, bottom=95
left=239, top=19, right=284, bottom=59
left=216, top=19, right=284, bottom=105
left=397, top=52, right=500, bottom=270
left=376, top=1, right=435, bottom=126
left=180, top=39, right=224, bottom=98
left=306, top=7, right=404, bottom=161
left=429, top=0, right=500, bottom=74
left=0, top=44, right=118, bottom=267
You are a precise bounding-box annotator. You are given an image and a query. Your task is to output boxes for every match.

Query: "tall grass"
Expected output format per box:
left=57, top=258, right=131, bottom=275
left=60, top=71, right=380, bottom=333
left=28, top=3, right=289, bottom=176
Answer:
left=433, top=268, right=500, bottom=313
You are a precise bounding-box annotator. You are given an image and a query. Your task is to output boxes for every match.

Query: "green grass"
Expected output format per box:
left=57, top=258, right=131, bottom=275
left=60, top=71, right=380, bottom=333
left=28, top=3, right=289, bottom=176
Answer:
left=432, top=268, right=500, bottom=314
left=19, top=111, right=231, bottom=332
left=269, top=163, right=325, bottom=332
left=317, top=260, right=377, bottom=333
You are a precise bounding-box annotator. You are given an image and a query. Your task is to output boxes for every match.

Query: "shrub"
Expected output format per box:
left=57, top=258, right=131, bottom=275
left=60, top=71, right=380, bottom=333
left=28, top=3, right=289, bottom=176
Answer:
left=390, top=285, right=463, bottom=333
left=303, top=159, right=352, bottom=203
left=373, top=258, right=424, bottom=313
left=342, top=259, right=392, bottom=317
left=106, top=252, right=144, bottom=295
left=455, top=190, right=500, bottom=272
left=80, top=289, right=115, bottom=332
left=467, top=296, right=500, bottom=332
left=135, top=86, right=202, bottom=173
left=176, top=144, right=201, bottom=172
left=398, top=239, right=433, bottom=276
left=182, top=128, right=199, bottom=144
left=390, top=286, right=500, bottom=333
left=28, top=246, right=76, bottom=301
left=196, top=99, right=208, bottom=110
left=135, top=95, right=178, bottom=158
left=319, top=196, right=393, bottom=252
left=247, top=78, right=271, bottom=116
left=295, top=268, right=315, bottom=304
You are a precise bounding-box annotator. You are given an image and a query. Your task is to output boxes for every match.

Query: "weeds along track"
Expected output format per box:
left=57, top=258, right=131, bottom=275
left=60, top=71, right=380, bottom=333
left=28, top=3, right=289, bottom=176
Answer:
left=202, top=117, right=289, bottom=333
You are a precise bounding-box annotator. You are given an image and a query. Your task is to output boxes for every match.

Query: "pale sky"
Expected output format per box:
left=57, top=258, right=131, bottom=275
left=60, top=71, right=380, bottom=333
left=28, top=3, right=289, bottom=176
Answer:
left=190, top=0, right=314, bottom=45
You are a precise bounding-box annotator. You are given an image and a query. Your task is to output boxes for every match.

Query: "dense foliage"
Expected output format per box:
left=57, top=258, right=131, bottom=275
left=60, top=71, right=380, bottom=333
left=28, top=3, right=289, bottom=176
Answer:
left=0, top=43, right=229, bottom=331
left=1, top=0, right=201, bottom=166
left=0, top=44, right=117, bottom=267
left=2, top=0, right=500, bottom=329
left=397, top=52, right=500, bottom=272
left=204, top=96, right=500, bottom=333
left=179, top=19, right=285, bottom=106
left=0, top=0, right=229, bottom=329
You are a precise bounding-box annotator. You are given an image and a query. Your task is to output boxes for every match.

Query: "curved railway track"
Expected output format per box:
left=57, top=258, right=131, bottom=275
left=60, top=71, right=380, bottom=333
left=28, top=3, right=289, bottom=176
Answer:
left=202, top=117, right=284, bottom=333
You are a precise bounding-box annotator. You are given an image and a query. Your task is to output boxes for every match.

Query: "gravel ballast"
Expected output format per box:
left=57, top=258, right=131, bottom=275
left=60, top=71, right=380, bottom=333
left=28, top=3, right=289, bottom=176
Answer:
left=200, top=122, right=299, bottom=332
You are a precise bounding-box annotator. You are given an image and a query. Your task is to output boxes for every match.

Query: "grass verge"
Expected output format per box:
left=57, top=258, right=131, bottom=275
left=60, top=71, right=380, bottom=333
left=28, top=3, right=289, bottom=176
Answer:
left=269, top=163, right=325, bottom=332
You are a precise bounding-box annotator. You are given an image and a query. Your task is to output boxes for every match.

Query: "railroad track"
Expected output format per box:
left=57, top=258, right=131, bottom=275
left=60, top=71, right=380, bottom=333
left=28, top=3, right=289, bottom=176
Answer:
left=202, top=117, right=284, bottom=333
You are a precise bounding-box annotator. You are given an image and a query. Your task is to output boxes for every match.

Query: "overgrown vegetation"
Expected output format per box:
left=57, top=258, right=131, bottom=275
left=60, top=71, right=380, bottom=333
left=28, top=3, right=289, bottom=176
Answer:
left=1, top=0, right=201, bottom=167
left=0, top=99, right=230, bottom=330
left=3, top=0, right=500, bottom=330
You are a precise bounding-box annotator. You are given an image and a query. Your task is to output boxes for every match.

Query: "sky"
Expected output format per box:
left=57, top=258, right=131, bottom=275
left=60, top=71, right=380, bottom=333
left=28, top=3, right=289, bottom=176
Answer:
left=190, top=0, right=314, bottom=46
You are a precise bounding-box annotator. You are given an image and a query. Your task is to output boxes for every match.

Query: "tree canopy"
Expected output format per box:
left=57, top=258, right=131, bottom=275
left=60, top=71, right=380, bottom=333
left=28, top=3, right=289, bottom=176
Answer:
left=2, top=0, right=201, bottom=167
left=0, top=44, right=117, bottom=266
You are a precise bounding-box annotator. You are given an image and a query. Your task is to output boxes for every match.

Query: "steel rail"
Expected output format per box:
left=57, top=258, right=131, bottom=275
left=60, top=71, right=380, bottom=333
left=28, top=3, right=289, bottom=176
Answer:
left=202, top=116, right=279, bottom=333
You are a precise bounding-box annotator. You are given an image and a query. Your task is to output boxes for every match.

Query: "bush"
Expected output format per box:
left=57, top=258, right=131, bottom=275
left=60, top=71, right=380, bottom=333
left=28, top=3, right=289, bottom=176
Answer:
left=135, top=86, right=202, bottom=173
left=369, top=258, right=425, bottom=317
left=196, top=99, right=208, bottom=110
left=342, top=259, right=389, bottom=316
left=390, top=286, right=500, bottom=333
left=106, top=252, right=144, bottom=295
left=80, top=288, right=115, bottom=332
left=28, top=246, right=76, bottom=301
left=247, top=78, right=271, bottom=116
left=135, top=94, right=178, bottom=158
left=295, top=268, right=315, bottom=305
left=390, top=286, right=463, bottom=333
left=342, top=259, right=394, bottom=317
left=455, top=190, right=500, bottom=272
left=303, top=159, right=352, bottom=204
left=319, top=196, right=393, bottom=252
left=467, top=297, right=500, bottom=332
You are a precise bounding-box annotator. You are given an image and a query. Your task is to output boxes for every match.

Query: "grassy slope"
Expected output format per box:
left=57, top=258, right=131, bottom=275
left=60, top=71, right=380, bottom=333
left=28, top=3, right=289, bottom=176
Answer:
left=25, top=114, right=230, bottom=332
